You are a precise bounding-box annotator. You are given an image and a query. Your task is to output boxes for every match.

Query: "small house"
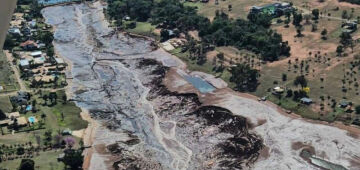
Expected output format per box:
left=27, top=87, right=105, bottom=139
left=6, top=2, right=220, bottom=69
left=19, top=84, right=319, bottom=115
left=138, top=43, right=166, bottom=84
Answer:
left=10, top=91, right=30, bottom=105
left=16, top=117, right=28, bottom=126
left=7, top=112, right=20, bottom=120
left=30, top=51, right=42, bottom=58
left=28, top=20, right=37, bottom=28
left=273, top=86, right=284, bottom=93
left=34, top=56, right=46, bottom=65
left=55, top=58, right=66, bottom=65
left=57, top=153, right=65, bottom=161
left=339, top=100, right=350, bottom=108
left=20, top=40, right=38, bottom=50
left=62, top=128, right=72, bottom=135
left=19, top=59, right=30, bottom=69
left=300, top=98, right=313, bottom=105
left=8, top=27, right=21, bottom=35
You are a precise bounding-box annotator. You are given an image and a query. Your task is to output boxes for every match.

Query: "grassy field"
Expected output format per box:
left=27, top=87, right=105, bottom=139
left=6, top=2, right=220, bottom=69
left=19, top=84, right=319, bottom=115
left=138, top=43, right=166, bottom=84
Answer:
left=0, top=96, right=13, bottom=112
left=180, top=0, right=360, bottom=123
left=0, top=150, right=65, bottom=170
left=125, top=21, right=158, bottom=38
left=0, top=51, right=19, bottom=93
left=169, top=47, right=234, bottom=86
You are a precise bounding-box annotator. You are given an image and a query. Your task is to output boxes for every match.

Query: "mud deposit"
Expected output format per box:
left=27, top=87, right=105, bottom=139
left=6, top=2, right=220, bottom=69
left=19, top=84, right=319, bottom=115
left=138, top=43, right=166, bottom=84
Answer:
left=42, top=2, right=262, bottom=170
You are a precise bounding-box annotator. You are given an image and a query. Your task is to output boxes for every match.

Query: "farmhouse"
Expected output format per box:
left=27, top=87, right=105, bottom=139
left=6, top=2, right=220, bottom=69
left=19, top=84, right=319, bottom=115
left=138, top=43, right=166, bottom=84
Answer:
left=20, top=40, right=38, bottom=50
left=250, top=2, right=293, bottom=17
left=300, top=98, right=313, bottom=105
left=19, top=59, right=30, bottom=69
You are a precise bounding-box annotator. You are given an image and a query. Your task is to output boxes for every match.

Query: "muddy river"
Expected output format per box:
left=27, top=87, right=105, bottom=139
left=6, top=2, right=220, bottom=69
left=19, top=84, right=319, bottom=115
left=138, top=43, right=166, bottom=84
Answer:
left=42, top=2, right=360, bottom=170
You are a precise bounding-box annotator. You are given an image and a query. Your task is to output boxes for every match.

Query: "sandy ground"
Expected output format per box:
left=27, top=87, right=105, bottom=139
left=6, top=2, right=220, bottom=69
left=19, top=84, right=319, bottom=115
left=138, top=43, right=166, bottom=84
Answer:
left=164, top=67, right=360, bottom=170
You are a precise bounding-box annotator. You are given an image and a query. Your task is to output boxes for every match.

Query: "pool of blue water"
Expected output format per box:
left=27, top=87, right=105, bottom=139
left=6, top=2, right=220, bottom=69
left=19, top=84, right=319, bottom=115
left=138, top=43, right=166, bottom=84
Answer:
left=38, top=0, right=79, bottom=5
left=28, top=117, right=35, bottom=123
left=184, top=75, right=215, bottom=93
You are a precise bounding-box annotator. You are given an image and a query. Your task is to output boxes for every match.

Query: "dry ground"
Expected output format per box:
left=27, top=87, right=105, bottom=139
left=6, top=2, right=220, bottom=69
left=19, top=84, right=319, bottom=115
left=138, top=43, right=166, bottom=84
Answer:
left=185, top=0, right=360, bottom=121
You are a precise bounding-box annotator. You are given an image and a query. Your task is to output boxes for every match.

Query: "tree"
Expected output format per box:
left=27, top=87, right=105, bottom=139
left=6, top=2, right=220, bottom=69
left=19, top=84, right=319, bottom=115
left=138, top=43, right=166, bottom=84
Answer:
left=44, top=129, right=52, bottom=147
left=340, top=32, right=353, bottom=47
left=19, top=159, right=35, bottom=170
left=160, top=29, right=170, bottom=42
left=294, top=75, right=308, bottom=88
left=62, top=149, right=83, bottom=170
left=229, top=64, right=260, bottom=92
left=336, top=45, right=344, bottom=56
left=62, top=95, right=67, bottom=104
left=292, top=12, right=303, bottom=26
left=296, top=26, right=304, bottom=37
left=311, top=23, right=317, bottom=32
left=42, top=94, right=48, bottom=105
left=37, top=31, right=53, bottom=46
left=216, top=52, right=225, bottom=72
left=356, top=105, right=360, bottom=114
left=286, top=89, right=293, bottom=97
left=312, top=9, right=320, bottom=20
left=0, top=109, right=6, bottom=120
left=342, top=10, right=348, bottom=19
left=282, top=74, right=287, bottom=81
left=321, top=29, right=327, bottom=40
left=3, top=34, right=15, bottom=50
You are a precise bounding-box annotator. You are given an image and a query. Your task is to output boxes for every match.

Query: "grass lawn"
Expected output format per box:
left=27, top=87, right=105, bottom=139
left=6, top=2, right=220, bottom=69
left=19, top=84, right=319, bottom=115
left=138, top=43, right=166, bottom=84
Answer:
left=126, top=21, right=158, bottom=38
left=0, top=150, right=65, bottom=170
left=0, top=96, right=13, bottom=112
left=0, top=51, right=19, bottom=93
left=32, top=90, right=88, bottom=131
left=169, top=48, right=235, bottom=87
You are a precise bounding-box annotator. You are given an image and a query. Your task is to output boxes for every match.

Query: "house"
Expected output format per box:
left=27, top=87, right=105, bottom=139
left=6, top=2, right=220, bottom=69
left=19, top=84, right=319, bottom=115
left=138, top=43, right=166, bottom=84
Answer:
left=0, top=120, right=11, bottom=127
left=22, top=27, right=32, bottom=36
left=300, top=98, right=313, bottom=105
left=250, top=2, right=294, bottom=17
left=20, top=40, right=38, bottom=50
left=55, top=58, right=66, bottom=65
left=342, top=21, right=357, bottom=33
left=34, top=75, right=55, bottom=83
left=34, top=56, right=46, bottom=65
left=57, top=153, right=65, bottom=161
left=30, top=51, right=42, bottom=57
left=273, top=86, right=285, bottom=93
left=62, top=128, right=72, bottom=135
left=10, top=91, right=30, bottom=105
left=8, top=27, right=21, bottom=35
left=7, top=112, right=20, bottom=120
left=14, top=117, right=28, bottom=126
left=28, top=20, right=37, bottom=28
left=339, top=100, right=350, bottom=108
left=19, top=59, right=30, bottom=69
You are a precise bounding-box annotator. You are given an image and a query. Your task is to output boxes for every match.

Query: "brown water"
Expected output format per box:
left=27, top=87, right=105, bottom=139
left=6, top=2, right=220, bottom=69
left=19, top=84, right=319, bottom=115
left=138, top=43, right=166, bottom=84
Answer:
left=0, top=0, right=17, bottom=50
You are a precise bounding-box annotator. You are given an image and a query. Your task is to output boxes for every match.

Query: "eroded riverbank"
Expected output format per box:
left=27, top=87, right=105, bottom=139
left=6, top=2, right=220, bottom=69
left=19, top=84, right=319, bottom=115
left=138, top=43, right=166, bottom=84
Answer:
left=42, top=1, right=360, bottom=170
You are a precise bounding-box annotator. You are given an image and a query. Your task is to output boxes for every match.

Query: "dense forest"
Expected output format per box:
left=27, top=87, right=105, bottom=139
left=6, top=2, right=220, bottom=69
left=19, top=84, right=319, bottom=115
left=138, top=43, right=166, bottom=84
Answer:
left=339, top=0, right=360, bottom=4
left=107, top=0, right=291, bottom=61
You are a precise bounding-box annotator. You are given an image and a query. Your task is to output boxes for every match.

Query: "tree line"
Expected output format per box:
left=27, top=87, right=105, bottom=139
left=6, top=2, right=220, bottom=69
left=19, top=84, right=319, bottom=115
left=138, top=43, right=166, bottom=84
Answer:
left=107, top=0, right=291, bottom=61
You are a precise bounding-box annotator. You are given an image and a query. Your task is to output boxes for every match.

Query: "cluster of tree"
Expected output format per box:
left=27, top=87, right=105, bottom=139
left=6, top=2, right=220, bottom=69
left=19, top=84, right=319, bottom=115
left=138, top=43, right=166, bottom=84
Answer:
left=229, top=64, right=260, bottom=92
left=339, top=0, right=360, bottom=5
left=199, top=12, right=291, bottom=61
left=107, top=0, right=290, bottom=61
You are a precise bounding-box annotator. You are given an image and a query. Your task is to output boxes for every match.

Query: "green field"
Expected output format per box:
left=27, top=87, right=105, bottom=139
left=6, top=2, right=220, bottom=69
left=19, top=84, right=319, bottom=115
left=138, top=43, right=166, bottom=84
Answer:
left=0, top=51, right=19, bottom=93
left=0, top=96, right=13, bottom=112
left=125, top=21, right=158, bottom=38
left=0, top=150, right=65, bottom=170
